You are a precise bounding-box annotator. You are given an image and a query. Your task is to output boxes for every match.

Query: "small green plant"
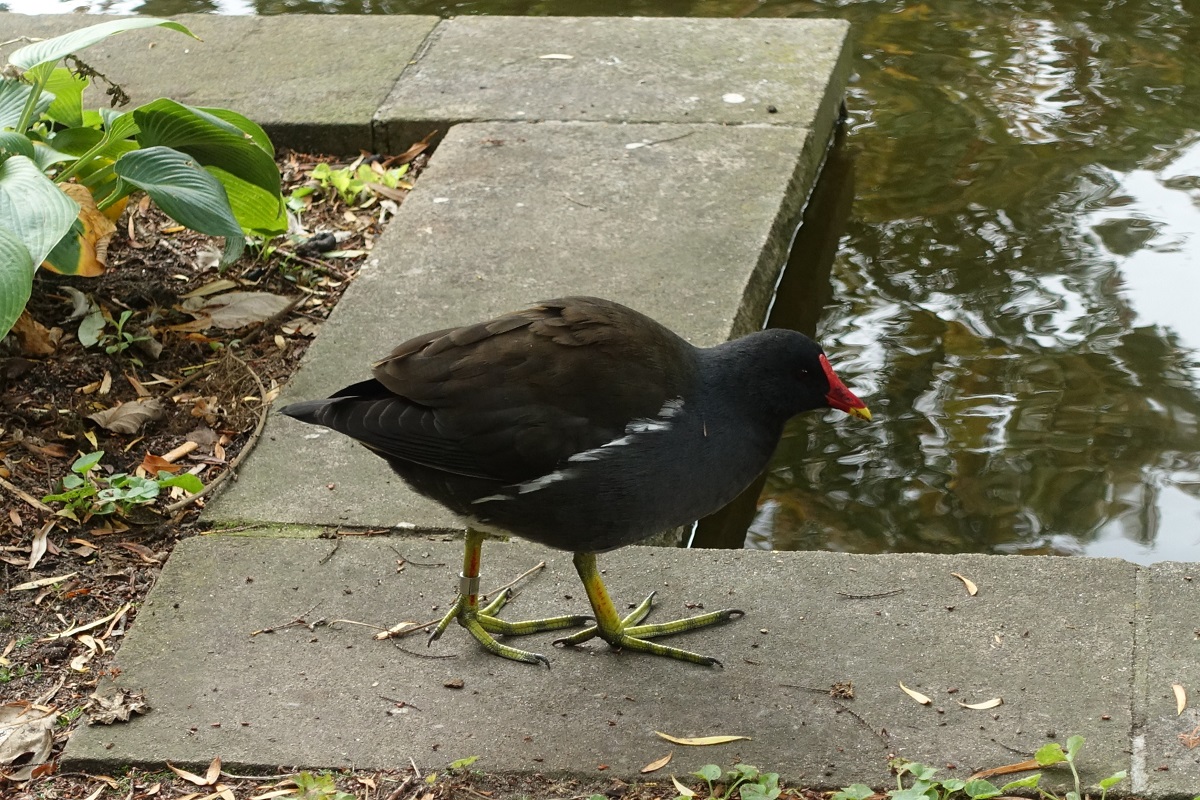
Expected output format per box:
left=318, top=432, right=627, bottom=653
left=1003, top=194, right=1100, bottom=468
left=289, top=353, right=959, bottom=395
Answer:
left=289, top=771, right=354, bottom=800
left=0, top=17, right=288, bottom=341
left=448, top=755, right=480, bottom=772
left=42, top=450, right=203, bottom=521
left=1035, top=736, right=1127, bottom=800
left=830, top=736, right=1127, bottom=800
left=57, top=706, right=84, bottom=727
left=99, top=308, right=150, bottom=360
left=0, top=663, right=28, bottom=683
left=303, top=160, right=411, bottom=206
left=674, top=763, right=781, bottom=800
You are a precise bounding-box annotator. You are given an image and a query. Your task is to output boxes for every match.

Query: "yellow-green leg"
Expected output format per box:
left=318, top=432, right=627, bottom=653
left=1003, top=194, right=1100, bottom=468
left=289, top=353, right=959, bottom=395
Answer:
left=553, top=552, right=743, bottom=667
left=427, top=528, right=591, bottom=666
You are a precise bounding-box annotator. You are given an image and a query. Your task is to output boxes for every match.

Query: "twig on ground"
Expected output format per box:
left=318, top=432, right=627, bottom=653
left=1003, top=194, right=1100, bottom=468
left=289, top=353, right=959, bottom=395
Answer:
left=481, top=560, right=547, bottom=601
left=0, top=474, right=54, bottom=513
left=250, top=600, right=324, bottom=636
left=393, top=643, right=457, bottom=659
left=836, top=588, right=903, bottom=600
left=318, top=537, right=341, bottom=565
left=166, top=351, right=269, bottom=515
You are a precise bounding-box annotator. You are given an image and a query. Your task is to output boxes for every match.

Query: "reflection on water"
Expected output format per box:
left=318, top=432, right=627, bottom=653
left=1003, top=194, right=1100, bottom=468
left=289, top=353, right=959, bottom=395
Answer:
left=8, top=0, right=1199, bottom=562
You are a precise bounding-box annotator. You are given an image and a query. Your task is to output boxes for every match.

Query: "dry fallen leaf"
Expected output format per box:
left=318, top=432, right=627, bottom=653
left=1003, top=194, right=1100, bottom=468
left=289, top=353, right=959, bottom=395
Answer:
left=140, top=453, right=185, bottom=475
left=27, top=520, right=53, bottom=570
left=957, top=697, right=1003, bottom=710
left=0, top=702, right=56, bottom=781
left=950, top=572, right=978, bottom=596
left=11, top=572, right=78, bottom=591
left=168, top=757, right=219, bottom=787
left=654, top=731, right=750, bottom=746
left=88, top=398, right=165, bottom=434
left=11, top=311, right=58, bottom=357
left=179, top=291, right=294, bottom=330
left=899, top=681, right=932, bottom=705
left=1174, top=683, right=1187, bottom=715
left=87, top=688, right=149, bottom=725
left=641, top=752, right=673, bottom=773
left=671, top=776, right=696, bottom=797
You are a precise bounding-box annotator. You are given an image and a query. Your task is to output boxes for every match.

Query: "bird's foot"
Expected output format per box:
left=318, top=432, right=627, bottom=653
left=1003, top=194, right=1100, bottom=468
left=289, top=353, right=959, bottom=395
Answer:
left=428, top=588, right=592, bottom=667
left=553, top=591, right=744, bottom=667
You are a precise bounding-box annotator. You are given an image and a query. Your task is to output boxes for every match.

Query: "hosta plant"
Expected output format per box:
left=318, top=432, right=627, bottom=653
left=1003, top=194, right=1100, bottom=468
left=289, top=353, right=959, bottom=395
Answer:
left=0, top=17, right=287, bottom=341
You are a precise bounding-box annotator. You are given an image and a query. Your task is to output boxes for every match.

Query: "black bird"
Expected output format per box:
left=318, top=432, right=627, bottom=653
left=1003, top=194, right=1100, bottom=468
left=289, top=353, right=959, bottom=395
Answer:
left=280, top=297, right=870, bottom=666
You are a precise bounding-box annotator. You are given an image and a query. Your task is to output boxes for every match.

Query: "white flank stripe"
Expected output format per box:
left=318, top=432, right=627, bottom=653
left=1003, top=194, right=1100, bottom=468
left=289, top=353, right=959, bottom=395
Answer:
left=565, top=397, right=684, bottom=463
left=516, top=468, right=573, bottom=494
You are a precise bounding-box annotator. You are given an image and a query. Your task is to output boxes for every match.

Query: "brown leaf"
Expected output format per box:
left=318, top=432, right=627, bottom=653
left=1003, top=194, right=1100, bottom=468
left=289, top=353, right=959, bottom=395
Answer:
left=117, top=542, right=161, bottom=564
left=950, top=572, right=979, bottom=596
left=88, top=398, right=165, bottom=434
left=180, top=291, right=294, bottom=330
left=140, top=453, right=184, bottom=475
left=168, top=762, right=212, bottom=786
left=86, top=688, right=149, bottom=725
left=387, top=130, right=436, bottom=166
left=653, top=731, right=750, bottom=746
left=641, top=752, right=673, bottom=773
left=10, top=311, right=59, bottom=357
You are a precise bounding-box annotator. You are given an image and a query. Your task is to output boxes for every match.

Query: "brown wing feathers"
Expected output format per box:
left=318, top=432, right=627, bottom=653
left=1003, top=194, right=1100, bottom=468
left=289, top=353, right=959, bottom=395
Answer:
left=284, top=298, right=694, bottom=486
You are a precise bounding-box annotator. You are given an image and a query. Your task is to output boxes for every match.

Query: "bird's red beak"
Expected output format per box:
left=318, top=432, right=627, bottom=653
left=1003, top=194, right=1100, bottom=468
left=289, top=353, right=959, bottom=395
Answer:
left=820, top=354, right=872, bottom=421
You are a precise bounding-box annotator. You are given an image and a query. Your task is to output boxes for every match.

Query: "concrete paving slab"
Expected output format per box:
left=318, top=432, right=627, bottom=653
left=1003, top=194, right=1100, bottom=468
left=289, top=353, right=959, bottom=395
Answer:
left=0, top=13, right=438, bottom=152
left=206, top=120, right=819, bottom=531
left=1132, top=561, right=1200, bottom=795
left=62, top=535, right=1134, bottom=793
left=377, top=16, right=852, bottom=155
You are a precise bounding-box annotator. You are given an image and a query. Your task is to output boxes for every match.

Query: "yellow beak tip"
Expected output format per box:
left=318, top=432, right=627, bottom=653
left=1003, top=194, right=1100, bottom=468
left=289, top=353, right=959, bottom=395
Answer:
left=850, top=406, right=873, bottom=422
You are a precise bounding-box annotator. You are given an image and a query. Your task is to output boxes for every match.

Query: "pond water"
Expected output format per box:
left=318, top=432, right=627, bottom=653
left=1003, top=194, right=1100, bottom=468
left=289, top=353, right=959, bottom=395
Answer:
left=10, top=0, right=1199, bottom=563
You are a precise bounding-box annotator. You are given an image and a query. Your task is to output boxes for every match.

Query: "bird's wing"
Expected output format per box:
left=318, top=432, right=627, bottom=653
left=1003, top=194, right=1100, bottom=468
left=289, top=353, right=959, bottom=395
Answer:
left=301, top=298, right=695, bottom=483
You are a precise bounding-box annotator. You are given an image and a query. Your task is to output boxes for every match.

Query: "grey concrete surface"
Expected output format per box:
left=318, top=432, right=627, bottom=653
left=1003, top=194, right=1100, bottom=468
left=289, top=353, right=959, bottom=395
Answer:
left=63, top=535, right=1144, bottom=795
left=0, top=13, right=438, bottom=152
left=205, top=120, right=818, bottom=530
left=376, top=16, right=852, bottom=155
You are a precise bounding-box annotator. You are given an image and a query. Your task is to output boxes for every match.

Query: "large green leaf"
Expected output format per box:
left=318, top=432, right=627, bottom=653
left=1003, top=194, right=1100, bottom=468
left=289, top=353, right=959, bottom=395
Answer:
left=0, top=79, right=50, bottom=131
left=207, top=164, right=288, bottom=236
left=0, top=225, right=35, bottom=340
left=0, top=155, right=79, bottom=267
left=7, top=18, right=196, bottom=72
left=0, top=132, right=35, bottom=162
left=113, top=146, right=243, bottom=265
left=45, top=67, right=88, bottom=129
left=133, top=99, right=280, bottom=198
left=196, top=107, right=274, bottom=157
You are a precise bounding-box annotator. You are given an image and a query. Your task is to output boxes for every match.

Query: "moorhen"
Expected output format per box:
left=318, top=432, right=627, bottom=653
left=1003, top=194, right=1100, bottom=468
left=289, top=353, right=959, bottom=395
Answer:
left=280, top=297, right=870, bottom=666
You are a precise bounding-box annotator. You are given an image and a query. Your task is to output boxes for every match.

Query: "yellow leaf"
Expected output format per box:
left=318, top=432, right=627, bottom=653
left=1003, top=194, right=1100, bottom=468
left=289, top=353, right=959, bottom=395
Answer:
left=950, top=572, right=978, bottom=596
left=43, top=183, right=116, bottom=277
left=899, top=682, right=932, bottom=705
left=957, top=697, right=1003, bottom=710
left=168, top=763, right=211, bottom=786
left=641, top=752, right=672, bottom=773
left=671, top=776, right=696, bottom=797
left=654, top=731, right=750, bottom=746
left=1174, top=683, right=1187, bottom=715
